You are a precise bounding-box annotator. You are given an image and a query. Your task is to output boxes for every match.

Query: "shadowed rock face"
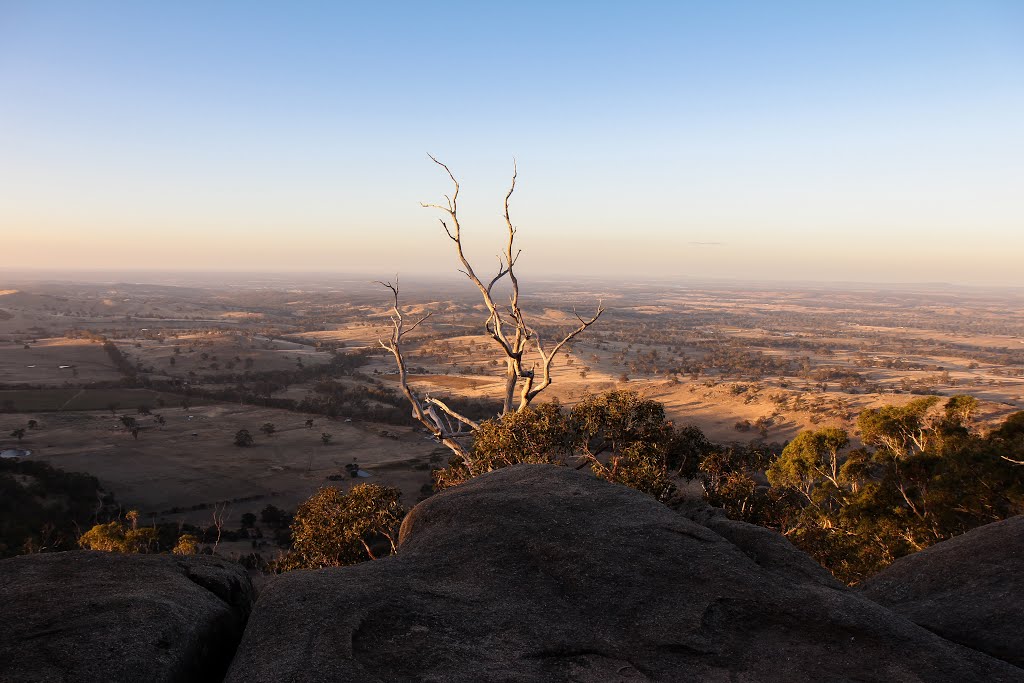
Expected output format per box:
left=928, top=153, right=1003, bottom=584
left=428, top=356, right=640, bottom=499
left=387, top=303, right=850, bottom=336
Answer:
left=862, top=515, right=1024, bottom=669
left=0, top=551, right=255, bottom=683
left=227, top=465, right=1023, bottom=682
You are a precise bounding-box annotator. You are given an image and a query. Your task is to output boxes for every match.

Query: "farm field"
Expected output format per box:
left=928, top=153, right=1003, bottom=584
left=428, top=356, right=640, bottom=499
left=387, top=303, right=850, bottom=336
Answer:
left=1, top=274, right=1022, bottom=548
left=0, top=338, right=121, bottom=385
left=6, top=403, right=438, bottom=528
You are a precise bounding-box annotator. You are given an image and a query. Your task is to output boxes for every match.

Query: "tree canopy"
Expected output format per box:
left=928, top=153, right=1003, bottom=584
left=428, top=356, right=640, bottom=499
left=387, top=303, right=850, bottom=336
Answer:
left=279, top=483, right=406, bottom=570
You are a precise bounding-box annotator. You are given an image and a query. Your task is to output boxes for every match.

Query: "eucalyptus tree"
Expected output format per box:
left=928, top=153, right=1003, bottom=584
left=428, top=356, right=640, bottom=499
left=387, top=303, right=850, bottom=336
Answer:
left=379, top=157, right=603, bottom=471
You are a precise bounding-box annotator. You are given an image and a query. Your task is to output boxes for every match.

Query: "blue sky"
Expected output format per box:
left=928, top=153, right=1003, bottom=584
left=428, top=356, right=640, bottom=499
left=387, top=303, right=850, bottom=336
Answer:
left=1, top=1, right=1022, bottom=283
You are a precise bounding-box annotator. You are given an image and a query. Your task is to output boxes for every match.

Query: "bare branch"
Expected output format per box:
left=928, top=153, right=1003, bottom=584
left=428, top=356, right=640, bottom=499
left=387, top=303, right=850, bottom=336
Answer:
left=422, top=156, right=517, bottom=364
left=359, top=537, right=378, bottom=561
left=503, top=159, right=521, bottom=315
left=520, top=302, right=606, bottom=409
left=487, top=258, right=511, bottom=295
left=405, top=312, right=432, bottom=335
left=375, top=279, right=475, bottom=469
left=374, top=279, right=399, bottom=306
left=425, top=396, right=481, bottom=431
left=427, top=153, right=459, bottom=205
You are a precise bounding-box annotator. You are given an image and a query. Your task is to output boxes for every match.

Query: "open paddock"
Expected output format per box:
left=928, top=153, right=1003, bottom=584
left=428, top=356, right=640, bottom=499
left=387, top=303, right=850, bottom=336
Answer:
left=4, top=404, right=438, bottom=527
left=0, top=388, right=210, bottom=412
left=0, top=338, right=122, bottom=385
left=116, top=332, right=334, bottom=378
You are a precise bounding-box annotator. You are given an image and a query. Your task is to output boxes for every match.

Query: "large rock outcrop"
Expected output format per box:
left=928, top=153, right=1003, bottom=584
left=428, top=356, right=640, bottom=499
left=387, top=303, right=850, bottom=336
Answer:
left=862, top=515, right=1024, bottom=669
left=227, top=465, right=1022, bottom=682
left=0, top=551, right=255, bottom=683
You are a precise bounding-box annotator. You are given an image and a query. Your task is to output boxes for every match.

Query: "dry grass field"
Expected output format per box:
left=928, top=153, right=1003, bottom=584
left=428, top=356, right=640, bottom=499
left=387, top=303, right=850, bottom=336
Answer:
left=4, top=404, right=438, bottom=528
left=0, top=338, right=122, bottom=385
left=116, top=332, right=334, bottom=380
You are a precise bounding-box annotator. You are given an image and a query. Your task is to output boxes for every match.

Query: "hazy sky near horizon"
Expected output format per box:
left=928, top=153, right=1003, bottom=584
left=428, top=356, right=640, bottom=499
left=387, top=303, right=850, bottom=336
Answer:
left=1, top=2, right=1022, bottom=285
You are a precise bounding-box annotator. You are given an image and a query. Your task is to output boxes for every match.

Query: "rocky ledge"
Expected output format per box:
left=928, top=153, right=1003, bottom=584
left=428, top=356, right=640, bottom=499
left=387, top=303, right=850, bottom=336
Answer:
left=862, top=514, right=1023, bottom=669
left=2, top=465, right=1020, bottom=682
left=0, top=551, right=254, bottom=683
left=228, top=465, right=1021, bottom=682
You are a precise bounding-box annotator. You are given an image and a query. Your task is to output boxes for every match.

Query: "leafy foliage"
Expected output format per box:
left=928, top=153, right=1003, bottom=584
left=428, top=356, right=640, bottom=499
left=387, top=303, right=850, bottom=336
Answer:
left=78, top=512, right=159, bottom=553
left=699, top=443, right=783, bottom=523
left=766, top=428, right=848, bottom=502
left=856, top=397, right=938, bottom=457
left=571, top=391, right=683, bottom=501
left=749, top=398, right=1024, bottom=583
left=278, top=484, right=405, bottom=571
left=435, top=401, right=576, bottom=490
left=433, top=391, right=690, bottom=501
left=172, top=533, right=200, bottom=555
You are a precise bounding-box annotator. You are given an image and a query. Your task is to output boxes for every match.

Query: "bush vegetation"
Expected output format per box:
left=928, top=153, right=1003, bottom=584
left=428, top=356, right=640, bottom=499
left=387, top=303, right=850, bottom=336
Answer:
left=426, top=390, right=1024, bottom=584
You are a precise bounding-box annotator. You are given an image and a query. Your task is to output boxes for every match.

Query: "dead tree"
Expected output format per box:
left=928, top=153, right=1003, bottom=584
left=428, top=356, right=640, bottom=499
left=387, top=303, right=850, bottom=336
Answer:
left=379, top=156, right=604, bottom=468
left=211, top=503, right=230, bottom=554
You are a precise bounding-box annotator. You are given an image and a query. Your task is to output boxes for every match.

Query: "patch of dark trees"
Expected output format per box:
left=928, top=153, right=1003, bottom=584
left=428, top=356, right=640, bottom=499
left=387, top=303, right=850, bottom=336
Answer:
left=0, top=459, right=114, bottom=558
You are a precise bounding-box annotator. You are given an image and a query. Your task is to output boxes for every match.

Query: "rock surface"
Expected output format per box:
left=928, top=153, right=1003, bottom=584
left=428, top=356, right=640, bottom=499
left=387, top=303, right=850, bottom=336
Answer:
left=0, top=551, right=255, bottom=683
left=227, top=465, right=1022, bottom=682
left=862, top=515, right=1024, bottom=669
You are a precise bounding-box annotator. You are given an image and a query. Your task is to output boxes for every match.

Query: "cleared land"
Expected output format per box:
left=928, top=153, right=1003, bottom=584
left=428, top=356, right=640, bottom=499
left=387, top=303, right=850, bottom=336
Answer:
left=1, top=275, right=1022, bottom=540
left=8, top=404, right=438, bottom=527
left=0, top=338, right=122, bottom=385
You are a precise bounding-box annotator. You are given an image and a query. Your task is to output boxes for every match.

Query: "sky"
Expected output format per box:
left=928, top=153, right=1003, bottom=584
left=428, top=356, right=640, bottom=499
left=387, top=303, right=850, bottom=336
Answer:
left=1, top=1, right=1022, bottom=285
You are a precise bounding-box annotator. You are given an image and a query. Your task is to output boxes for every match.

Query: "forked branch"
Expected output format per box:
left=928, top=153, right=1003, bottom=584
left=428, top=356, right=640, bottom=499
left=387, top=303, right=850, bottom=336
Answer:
left=376, top=280, right=476, bottom=468
left=520, top=302, right=605, bottom=407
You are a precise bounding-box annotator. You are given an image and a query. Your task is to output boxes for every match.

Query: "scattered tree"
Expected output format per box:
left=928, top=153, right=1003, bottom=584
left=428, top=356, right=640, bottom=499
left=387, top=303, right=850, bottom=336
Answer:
left=234, top=429, right=254, bottom=447
left=260, top=504, right=288, bottom=527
